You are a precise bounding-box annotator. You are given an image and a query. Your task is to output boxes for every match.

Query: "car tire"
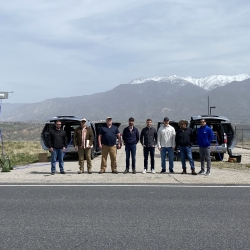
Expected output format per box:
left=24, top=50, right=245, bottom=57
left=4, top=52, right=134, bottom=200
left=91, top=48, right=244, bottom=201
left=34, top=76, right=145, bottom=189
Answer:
left=91, top=148, right=95, bottom=160
left=214, top=153, right=224, bottom=161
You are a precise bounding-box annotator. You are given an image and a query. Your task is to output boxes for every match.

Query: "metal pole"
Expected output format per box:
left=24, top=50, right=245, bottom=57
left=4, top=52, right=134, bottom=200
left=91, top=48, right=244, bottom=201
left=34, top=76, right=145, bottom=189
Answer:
left=208, top=96, right=209, bottom=115
left=242, top=129, right=243, bottom=148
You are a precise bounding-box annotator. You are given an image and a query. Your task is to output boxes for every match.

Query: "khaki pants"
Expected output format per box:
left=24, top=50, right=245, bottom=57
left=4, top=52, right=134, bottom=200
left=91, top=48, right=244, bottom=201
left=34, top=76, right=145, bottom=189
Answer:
left=78, top=147, right=92, bottom=172
left=100, top=145, right=117, bottom=172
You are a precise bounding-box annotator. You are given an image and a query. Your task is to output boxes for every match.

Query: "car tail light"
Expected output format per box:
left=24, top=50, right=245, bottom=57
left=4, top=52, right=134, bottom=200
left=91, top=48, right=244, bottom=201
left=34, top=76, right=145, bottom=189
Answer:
left=223, top=133, right=227, bottom=144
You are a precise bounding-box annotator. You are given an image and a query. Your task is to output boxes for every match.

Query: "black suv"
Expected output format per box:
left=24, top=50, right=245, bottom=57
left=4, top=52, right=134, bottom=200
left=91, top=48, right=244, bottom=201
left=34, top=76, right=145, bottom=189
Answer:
left=41, top=116, right=121, bottom=159
left=157, top=115, right=235, bottom=161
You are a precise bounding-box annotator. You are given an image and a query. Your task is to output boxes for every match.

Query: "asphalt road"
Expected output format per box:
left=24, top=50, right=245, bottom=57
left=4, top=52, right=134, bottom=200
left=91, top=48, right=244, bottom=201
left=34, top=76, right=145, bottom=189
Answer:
left=0, top=185, right=250, bottom=250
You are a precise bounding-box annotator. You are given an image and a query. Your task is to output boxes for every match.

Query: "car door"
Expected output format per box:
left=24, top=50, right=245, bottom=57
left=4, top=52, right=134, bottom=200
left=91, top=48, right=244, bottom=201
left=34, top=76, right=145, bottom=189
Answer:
left=41, top=123, right=55, bottom=150
left=221, top=122, right=235, bottom=150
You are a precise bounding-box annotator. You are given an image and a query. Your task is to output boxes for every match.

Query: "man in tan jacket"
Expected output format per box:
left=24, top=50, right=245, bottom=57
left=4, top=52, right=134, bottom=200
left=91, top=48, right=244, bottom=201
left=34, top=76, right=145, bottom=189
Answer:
left=73, top=118, right=94, bottom=174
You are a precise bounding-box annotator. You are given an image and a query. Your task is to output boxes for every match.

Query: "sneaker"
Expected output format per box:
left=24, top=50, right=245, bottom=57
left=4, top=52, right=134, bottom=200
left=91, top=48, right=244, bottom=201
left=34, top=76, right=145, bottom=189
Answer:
left=88, top=171, right=92, bottom=174
left=99, top=170, right=104, bottom=174
left=60, top=171, right=66, bottom=174
left=198, top=170, right=205, bottom=175
left=151, top=169, right=156, bottom=174
left=169, top=170, right=175, bottom=174
left=78, top=170, right=83, bottom=174
left=132, top=169, right=136, bottom=174
left=160, top=169, right=166, bottom=173
left=142, top=169, right=147, bottom=174
left=112, top=170, right=118, bottom=174
left=123, top=169, right=129, bottom=174
left=51, top=172, right=55, bottom=175
left=205, top=171, right=210, bottom=176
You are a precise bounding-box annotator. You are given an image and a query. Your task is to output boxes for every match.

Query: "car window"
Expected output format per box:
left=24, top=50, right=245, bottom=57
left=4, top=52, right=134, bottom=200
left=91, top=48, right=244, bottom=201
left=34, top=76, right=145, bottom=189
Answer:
left=190, top=124, right=201, bottom=131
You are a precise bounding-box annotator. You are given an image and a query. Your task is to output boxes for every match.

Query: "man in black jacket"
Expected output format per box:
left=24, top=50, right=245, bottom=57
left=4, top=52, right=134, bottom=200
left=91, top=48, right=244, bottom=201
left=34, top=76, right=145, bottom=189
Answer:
left=122, top=117, right=140, bottom=174
left=140, top=118, right=157, bottom=174
left=176, top=120, right=197, bottom=175
left=48, top=120, right=68, bottom=174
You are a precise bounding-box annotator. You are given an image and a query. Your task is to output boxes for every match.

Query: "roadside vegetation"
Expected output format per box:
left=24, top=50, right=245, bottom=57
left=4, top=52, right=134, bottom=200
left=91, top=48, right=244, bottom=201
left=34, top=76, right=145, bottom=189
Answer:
left=195, top=159, right=250, bottom=170
left=0, top=141, right=49, bottom=167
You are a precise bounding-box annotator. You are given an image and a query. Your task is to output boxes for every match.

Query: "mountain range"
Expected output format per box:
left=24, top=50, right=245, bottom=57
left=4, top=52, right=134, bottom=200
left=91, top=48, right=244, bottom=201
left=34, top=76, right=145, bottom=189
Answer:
left=1, top=74, right=250, bottom=124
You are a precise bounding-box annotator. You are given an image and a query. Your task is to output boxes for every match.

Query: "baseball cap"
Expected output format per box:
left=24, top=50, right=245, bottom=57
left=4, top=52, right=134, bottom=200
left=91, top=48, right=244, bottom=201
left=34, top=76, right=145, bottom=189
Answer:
left=81, top=118, right=87, bottom=122
left=163, top=117, right=169, bottom=121
left=106, top=117, right=112, bottom=120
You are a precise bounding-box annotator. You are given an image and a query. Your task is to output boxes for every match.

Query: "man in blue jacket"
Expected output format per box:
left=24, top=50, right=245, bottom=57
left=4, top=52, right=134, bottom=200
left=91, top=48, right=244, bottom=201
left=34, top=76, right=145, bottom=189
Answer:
left=197, top=119, right=213, bottom=176
left=122, top=117, right=139, bottom=174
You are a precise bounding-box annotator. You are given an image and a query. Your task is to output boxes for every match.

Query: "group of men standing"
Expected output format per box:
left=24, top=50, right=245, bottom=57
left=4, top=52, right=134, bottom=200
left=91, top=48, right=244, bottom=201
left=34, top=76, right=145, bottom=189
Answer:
left=47, top=116, right=213, bottom=176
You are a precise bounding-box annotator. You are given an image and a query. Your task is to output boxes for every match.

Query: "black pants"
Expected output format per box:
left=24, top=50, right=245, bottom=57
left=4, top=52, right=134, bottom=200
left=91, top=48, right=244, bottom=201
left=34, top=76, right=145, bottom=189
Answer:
left=143, top=147, right=155, bottom=170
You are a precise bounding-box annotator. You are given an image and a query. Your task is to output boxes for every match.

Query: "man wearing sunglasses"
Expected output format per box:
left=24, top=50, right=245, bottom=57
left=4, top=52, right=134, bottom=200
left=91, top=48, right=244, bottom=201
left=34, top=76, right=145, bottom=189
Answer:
left=48, top=120, right=67, bottom=175
left=197, top=119, right=213, bottom=176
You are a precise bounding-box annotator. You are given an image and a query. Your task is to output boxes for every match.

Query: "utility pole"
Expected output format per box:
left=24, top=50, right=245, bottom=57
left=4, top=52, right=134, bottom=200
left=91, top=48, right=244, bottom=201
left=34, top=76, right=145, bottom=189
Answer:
left=208, top=96, right=209, bottom=115
left=0, top=91, right=13, bottom=159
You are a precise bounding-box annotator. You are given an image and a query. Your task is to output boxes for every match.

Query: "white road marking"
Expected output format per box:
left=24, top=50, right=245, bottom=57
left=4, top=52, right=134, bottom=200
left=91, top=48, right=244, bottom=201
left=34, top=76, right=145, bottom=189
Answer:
left=0, top=184, right=249, bottom=187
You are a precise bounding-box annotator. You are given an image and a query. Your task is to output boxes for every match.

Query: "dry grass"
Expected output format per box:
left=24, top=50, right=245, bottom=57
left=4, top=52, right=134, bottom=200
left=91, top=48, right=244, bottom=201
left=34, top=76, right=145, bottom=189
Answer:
left=202, top=160, right=250, bottom=171
left=0, top=141, right=49, bottom=167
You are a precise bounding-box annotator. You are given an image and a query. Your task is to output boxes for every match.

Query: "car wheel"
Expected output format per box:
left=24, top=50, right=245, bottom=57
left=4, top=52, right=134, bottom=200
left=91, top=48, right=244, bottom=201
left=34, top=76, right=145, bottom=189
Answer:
left=214, top=153, right=224, bottom=161
left=91, top=148, right=95, bottom=160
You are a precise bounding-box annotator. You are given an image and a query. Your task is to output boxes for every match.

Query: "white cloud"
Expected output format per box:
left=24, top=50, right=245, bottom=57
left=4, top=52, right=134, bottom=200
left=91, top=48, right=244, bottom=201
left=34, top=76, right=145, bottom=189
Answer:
left=0, top=0, right=249, bottom=103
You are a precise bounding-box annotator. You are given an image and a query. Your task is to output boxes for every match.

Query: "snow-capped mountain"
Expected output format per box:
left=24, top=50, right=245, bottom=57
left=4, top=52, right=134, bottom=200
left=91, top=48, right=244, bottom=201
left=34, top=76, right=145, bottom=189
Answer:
left=129, top=74, right=250, bottom=91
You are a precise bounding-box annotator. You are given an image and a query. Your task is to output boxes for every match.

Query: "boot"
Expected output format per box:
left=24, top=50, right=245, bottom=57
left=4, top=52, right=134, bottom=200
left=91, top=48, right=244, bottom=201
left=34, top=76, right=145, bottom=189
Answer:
left=191, top=169, right=197, bottom=175
left=181, top=168, right=187, bottom=174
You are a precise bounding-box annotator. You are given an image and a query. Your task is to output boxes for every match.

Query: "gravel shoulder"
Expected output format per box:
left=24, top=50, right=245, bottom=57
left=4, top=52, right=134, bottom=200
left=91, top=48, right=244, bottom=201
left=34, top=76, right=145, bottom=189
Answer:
left=1, top=147, right=250, bottom=184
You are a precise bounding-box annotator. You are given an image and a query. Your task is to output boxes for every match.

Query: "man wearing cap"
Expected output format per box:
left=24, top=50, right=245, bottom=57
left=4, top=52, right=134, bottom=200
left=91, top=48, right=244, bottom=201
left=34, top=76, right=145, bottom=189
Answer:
left=98, top=117, right=121, bottom=174
left=176, top=120, right=197, bottom=175
left=122, top=117, right=140, bottom=174
left=157, top=117, right=176, bottom=173
left=73, top=118, right=94, bottom=174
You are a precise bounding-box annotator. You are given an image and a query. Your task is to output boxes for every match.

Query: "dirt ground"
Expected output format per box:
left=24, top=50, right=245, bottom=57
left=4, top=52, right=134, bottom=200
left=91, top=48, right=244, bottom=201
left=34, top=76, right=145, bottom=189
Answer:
left=1, top=146, right=250, bottom=185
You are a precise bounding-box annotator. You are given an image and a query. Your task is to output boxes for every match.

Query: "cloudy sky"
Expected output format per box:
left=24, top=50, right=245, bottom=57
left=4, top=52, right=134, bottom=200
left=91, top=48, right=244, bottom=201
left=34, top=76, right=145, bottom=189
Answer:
left=0, top=0, right=249, bottom=103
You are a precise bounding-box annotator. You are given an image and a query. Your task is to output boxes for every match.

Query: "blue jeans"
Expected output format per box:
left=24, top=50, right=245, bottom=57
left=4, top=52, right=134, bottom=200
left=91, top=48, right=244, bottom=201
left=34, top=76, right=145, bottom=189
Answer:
left=51, top=148, right=64, bottom=173
left=125, top=144, right=137, bottom=170
left=143, top=147, right=155, bottom=170
left=160, top=147, right=174, bottom=171
left=180, top=146, right=195, bottom=169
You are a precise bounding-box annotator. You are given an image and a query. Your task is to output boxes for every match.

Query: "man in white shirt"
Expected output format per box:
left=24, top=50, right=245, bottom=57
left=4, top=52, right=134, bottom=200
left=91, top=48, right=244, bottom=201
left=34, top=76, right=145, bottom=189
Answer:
left=157, top=117, right=176, bottom=173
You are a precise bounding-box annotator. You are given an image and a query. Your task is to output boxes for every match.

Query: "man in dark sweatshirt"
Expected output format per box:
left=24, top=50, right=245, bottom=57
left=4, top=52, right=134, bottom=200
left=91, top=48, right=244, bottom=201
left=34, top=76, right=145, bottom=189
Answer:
left=140, top=118, right=157, bottom=174
left=122, top=117, right=139, bottom=174
left=176, top=120, right=197, bottom=175
left=48, top=120, right=68, bottom=175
